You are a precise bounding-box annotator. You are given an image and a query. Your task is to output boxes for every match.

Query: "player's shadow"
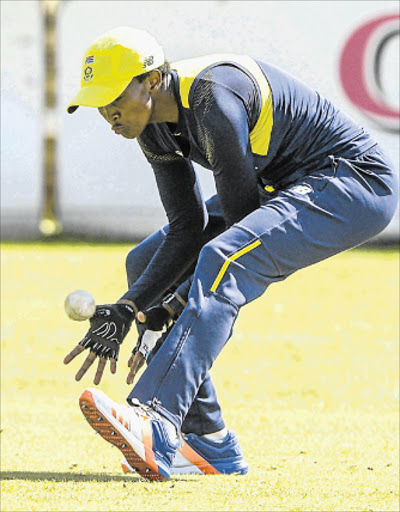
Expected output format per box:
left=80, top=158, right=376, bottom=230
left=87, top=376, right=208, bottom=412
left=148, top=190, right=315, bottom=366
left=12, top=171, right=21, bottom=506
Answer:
left=2, top=470, right=142, bottom=483
left=1, top=470, right=190, bottom=483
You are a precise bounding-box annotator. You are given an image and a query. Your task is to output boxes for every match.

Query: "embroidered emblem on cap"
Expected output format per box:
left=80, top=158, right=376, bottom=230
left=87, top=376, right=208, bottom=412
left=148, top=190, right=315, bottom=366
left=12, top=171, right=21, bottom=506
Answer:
left=83, top=66, right=94, bottom=82
left=143, top=55, right=154, bottom=68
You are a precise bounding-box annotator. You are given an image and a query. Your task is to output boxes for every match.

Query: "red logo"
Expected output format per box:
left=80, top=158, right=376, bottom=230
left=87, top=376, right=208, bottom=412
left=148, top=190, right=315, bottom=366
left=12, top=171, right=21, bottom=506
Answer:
left=339, top=13, right=400, bottom=132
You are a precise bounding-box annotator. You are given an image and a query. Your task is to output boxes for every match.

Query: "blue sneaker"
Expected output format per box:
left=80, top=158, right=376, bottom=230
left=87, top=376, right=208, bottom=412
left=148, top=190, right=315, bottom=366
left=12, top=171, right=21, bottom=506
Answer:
left=122, top=430, right=249, bottom=475
left=79, top=388, right=179, bottom=481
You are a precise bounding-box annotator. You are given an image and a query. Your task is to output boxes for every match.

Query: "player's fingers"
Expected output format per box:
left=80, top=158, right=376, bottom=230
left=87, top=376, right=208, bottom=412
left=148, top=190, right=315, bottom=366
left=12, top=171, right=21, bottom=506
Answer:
left=75, top=351, right=96, bottom=381
left=64, top=344, right=85, bottom=364
left=94, top=357, right=106, bottom=385
left=127, top=353, right=143, bottom=368
left=126, top=367, right=136, bottom=385
left=110, top=358, right=117, bottom=374
left=132, top=352, right=145, bottom=372
left=126, top=353, right=144, bottom=385
left=137, top=311, right=146, bottom=323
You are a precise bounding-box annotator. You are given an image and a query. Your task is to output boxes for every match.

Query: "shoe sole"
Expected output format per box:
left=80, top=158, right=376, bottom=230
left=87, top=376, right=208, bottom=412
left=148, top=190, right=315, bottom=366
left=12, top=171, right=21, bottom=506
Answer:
left=79, top=389, right=166, bottom=482
left=121, top=455, right=204, bottom=475
left=121, top=455, right=248, bottom=475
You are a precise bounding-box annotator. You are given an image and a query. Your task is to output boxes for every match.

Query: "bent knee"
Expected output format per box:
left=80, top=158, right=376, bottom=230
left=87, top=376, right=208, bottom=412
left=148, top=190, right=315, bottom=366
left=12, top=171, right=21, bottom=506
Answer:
left=195, top=233, right=277, bottom=306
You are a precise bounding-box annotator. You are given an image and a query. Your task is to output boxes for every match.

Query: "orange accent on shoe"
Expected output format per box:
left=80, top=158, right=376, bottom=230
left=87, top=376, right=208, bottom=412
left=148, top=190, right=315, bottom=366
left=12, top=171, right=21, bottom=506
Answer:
left=121, top=461, right=131, bottom=473
left=179, top=441, right=220, bottom=474
left=142, top=416, right=158, bottom=472
left=112, top=407, right=117, bottom=419
left=124, top=420, right=129, bottom=429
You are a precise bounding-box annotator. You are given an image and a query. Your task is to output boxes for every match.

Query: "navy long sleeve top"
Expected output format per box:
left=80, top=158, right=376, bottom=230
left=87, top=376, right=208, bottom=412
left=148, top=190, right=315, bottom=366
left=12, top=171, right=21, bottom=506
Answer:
left=122, top=55, right=375, bottom=309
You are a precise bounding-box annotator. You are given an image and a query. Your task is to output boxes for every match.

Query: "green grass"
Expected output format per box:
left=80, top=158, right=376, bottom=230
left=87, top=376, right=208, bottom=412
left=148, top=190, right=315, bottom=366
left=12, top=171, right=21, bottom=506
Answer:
left=1, top=242, right=399, bottom=511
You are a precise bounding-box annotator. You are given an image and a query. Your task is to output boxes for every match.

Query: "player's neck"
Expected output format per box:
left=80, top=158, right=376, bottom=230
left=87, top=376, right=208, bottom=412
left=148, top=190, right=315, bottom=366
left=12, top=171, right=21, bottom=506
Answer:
left=150, top=75, right=179, bottom=124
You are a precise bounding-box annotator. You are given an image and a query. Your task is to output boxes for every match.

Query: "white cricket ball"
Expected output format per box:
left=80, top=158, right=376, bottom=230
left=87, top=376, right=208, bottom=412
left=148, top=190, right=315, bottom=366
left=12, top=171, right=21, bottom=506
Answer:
left=64, top=289, right=96, bottom=321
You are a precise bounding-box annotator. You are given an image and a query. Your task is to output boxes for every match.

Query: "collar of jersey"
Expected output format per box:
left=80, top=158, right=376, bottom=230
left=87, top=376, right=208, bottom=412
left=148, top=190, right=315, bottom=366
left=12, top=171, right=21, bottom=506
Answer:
left=169, top=71, right=188, bottom=137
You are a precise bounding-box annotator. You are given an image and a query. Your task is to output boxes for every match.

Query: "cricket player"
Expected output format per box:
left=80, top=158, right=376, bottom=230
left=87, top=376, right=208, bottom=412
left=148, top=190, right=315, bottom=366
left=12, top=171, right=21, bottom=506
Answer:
left=64, top=27, right=398, bottom=480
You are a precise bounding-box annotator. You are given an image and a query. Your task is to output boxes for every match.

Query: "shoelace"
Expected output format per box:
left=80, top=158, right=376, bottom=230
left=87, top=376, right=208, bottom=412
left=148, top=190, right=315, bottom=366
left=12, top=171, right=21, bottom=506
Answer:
left=125, top=397, right=184, bottom=451
left=129, top=398, right=158, bottom=419
left=131, top=398, right=184, bottom=446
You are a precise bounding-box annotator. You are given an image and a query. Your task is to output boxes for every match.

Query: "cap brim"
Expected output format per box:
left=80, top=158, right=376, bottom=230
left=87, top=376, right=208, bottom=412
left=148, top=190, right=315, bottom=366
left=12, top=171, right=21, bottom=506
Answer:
left=66, top=79, right=131, bottom=114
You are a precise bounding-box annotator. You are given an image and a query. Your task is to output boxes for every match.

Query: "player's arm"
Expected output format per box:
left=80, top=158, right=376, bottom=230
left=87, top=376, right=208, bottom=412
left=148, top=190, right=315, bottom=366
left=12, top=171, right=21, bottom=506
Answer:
left=64, top=145, right=207, bottom=385
left=191, top=69, right=261, bottom=226
left=119, top=152, right=208, bottom=311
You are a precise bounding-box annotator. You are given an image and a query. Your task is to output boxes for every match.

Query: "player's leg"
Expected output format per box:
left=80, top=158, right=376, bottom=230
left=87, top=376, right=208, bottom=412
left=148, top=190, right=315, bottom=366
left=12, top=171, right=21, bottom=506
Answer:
left=126, top=228, right=167, bottom=289
left=137, top=318, right=248, bottom=474
left=180, top=372, right=225, bottom=436
left=130, top=195, right=245, bottom=456
left=146, top=324, right=226, bottom=437
left=171, top=195, right=229, bottom=437
left=125, top=195, right=238, bottom=456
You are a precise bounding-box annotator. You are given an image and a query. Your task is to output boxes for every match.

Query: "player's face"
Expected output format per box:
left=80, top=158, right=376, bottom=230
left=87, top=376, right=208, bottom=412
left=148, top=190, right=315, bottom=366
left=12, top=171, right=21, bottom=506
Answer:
left=98, top=78, right=154, bottom=139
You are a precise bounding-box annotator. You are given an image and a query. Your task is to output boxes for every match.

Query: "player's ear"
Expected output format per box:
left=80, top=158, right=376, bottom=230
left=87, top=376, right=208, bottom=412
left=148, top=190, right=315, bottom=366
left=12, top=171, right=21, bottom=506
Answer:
left=147, top=70, right=162, bottom=92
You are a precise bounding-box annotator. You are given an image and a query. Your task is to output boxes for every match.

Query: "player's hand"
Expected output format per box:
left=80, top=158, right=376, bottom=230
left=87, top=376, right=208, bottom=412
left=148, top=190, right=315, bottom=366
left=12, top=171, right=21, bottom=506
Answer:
left=127, top=328, right=165, bottom=384
left=126, top=305, right=172, bottom=385
left=138, top=304, right=172, bottom=331
left=64, top=303, right=135, bottom=385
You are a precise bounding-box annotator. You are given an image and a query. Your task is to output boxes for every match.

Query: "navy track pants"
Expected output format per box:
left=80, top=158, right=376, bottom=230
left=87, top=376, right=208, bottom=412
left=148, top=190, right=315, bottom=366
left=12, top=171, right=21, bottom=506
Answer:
left=127, top=146, right=398, bottom=432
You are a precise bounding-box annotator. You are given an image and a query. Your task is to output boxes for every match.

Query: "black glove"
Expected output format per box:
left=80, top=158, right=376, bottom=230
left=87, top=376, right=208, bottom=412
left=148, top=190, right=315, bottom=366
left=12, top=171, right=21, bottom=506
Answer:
left=127, top=293, right=186, bottom=385
left=79, top=303, right=135, bottom=360
left=133, top=292, right=186, bottom=356
left=140, top=304, right=172, bottom=331
left=132, top=304, right=172, bottom=358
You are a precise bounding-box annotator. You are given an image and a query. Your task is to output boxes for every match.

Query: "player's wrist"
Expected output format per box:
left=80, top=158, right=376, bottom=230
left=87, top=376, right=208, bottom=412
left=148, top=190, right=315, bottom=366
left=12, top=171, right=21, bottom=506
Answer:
left=161, top=291, right=187, bottom=319
left=117, top=299, right=139, bottom=317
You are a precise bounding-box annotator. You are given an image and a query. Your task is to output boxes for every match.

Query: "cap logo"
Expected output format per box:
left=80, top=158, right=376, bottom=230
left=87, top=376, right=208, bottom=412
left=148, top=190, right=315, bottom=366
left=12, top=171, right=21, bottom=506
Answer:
left=83, top=66, right=94, bottom=82
left=143, top=55, right=154, bottom=68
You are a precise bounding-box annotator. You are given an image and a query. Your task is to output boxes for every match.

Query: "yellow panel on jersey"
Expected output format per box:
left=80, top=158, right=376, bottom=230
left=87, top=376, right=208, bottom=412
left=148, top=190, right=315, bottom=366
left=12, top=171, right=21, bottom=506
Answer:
left=210, top=239, right=262, bottom=293
left=172, top=55, right=273, bottom=156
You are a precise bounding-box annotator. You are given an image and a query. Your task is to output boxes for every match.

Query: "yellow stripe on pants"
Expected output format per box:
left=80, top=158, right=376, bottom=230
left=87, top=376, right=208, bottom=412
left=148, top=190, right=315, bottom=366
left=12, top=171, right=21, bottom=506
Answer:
left=210, top=240, right=261, bottom=292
